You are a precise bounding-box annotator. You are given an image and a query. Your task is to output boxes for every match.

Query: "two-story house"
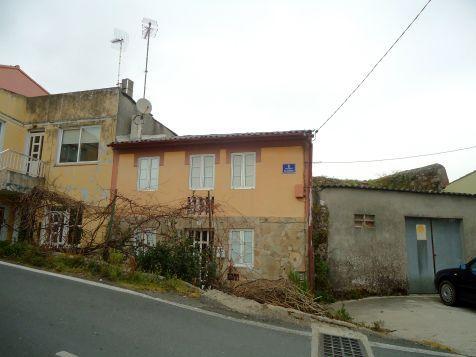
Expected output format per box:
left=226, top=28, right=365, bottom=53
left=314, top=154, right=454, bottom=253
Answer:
left=110, top=130, right=314, bottom=282
left=0, top=66, right=174, bottom=244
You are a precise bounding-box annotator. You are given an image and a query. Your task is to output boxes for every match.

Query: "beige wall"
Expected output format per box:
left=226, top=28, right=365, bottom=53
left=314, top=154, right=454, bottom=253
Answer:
left=0, top=89, right=29, bottom=153
left=40, top=119, right=116, bottom=203
left=0, top=89, right=28, bottom=120
left=0, top=88, right=120, bottom=204
left=444, top=172, right=476, bottom=194
left=115, top=145, right=306, bottom=218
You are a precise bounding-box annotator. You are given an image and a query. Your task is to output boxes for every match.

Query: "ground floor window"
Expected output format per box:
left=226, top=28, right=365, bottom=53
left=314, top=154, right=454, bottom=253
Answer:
left=134, top=229, right=157, bottom=248
left=187, top=229, right=213, bottom=253
left=229, top=229, right=253, bottom=268
left=41, top=207, right=83, bottom=247
left=42, top=208, right=70, bottom=247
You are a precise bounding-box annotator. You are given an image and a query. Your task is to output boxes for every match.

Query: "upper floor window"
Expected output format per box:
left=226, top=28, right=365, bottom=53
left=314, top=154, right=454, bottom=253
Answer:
left=190, top=154, right=215, bottom=190
left=59, top=126, right=100, bottom=163
left=231, top=152, right=256, bottom=189
left=137, top=157, right=159, bottom=191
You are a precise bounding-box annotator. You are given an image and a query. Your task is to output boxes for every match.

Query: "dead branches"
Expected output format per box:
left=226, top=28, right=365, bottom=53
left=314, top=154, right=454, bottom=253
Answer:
left=232, top=278, right=326, bottom=315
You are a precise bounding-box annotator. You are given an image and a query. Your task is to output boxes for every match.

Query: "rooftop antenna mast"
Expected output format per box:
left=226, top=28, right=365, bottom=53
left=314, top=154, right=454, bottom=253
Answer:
left=110, top=29, right=129, bottom=86
left=141, top=18, right=158, bottom=98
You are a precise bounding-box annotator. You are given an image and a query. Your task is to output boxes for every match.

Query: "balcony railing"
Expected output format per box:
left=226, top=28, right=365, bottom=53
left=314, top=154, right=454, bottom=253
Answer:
left=0, top=149, right=46, bottom=178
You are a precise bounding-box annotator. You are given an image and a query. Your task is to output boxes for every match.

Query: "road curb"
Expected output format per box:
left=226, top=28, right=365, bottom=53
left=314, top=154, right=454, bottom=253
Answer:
left=203, top=289, right=362, bottom=331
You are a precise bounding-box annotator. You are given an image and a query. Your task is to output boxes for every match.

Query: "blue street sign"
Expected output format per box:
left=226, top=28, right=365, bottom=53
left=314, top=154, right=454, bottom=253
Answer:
left=282, top=163, right=296, bottom=174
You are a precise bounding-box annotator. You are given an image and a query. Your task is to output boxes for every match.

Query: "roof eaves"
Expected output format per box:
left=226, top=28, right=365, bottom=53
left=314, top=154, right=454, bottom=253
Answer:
left=110, top=130, right=313, bottom=149
left=317, top=183, right=476, bottom=198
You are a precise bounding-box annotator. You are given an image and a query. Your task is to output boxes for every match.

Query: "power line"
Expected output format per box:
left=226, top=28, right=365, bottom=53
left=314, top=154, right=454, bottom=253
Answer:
left=314, top=0, right=432, bottom=134
left=313, top=144, right=476, bottom=165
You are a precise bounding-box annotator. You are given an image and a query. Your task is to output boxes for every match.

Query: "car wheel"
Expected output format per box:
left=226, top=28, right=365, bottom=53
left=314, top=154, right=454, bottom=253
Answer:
left=439, top=281, right=457, bottom=306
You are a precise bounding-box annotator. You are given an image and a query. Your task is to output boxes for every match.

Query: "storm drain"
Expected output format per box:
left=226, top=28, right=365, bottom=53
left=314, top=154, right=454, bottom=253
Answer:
left=319, top=333, right=367, bottom=357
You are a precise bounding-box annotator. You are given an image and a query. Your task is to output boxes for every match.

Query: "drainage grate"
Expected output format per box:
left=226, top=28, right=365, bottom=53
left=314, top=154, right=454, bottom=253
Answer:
left=319, top=333, right=367, bottom=357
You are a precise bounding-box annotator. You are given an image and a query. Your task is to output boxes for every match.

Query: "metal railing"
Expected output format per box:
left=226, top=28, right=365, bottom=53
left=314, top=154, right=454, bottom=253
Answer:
left=0, top=149, right=46, bottom=178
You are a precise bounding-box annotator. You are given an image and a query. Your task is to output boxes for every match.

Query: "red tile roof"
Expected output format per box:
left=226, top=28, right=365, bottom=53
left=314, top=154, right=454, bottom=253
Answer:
left=0, top=65, right=48, bottom=97
left=111, top=130, right=313, bottom=149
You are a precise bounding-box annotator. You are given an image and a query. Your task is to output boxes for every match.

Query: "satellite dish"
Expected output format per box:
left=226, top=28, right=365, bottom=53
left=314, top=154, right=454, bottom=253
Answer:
left=136, top=98, right=152, bottom=114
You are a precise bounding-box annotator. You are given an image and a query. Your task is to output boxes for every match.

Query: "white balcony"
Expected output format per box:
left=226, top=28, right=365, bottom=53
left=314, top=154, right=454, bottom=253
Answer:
left=0, top=149, right=46, bottom=193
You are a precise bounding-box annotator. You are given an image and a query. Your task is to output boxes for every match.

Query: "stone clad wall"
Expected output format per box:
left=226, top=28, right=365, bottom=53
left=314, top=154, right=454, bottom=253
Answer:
left=175, top=216, right=307, bottom=281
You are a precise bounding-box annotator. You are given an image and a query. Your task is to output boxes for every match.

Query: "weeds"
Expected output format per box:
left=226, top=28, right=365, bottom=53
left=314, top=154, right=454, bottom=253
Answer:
left=288, top=270, right=309, bottom=293
left=333, top=304, right=352, bottom=322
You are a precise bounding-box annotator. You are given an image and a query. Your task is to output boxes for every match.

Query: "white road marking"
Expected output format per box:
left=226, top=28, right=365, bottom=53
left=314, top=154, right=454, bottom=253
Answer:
left=370, top=342, right=463, bottom=357
left=0, top=260, right=310, bottom=337
left=56, top=351, right=79, bottom=357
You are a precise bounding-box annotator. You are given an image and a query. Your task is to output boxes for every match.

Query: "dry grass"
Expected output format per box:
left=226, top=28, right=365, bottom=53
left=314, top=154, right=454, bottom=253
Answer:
left=418, top=340, right=456, bottom=353
left=231, top=278, right=326, bottom=315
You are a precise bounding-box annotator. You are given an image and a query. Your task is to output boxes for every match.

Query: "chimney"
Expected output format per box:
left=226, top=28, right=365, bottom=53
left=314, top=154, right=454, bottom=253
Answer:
left=121, top=78, right=133, bottom=97
left=130, top=115, right=143, bottom=141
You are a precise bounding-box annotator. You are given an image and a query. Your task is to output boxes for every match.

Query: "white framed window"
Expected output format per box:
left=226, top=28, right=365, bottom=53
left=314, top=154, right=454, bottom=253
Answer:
left=134, top=229, right=157, bottom=248
left=231, top=152, right=256, bottom=189
left=187, top=229, right=213, bottom=253
left=58, top=126, right=100, bottom=163
left=137, top=157, right=159, bottom=191
left=229, top=229, right=254, bottom=267
left=41, top=208, right=70, bottom=247
left=189, top=154, right=215, bottom=190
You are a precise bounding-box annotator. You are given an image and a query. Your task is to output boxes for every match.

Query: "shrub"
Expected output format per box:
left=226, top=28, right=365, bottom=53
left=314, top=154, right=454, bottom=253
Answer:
left=108, top=249, right=124, bottom=266
left=1, top=242, right=29, bottom=258
left=136, top=238, right=201, bottom=284
left=314, top=259, right=335, bottom=303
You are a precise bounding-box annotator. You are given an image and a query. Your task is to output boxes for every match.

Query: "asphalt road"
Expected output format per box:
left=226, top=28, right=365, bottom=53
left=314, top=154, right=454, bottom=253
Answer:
left=0, top=262, right=460, bottom=357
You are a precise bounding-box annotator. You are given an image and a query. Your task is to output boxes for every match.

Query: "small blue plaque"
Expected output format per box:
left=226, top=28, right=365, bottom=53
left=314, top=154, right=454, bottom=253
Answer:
left=282, top=163, right=296, bottom=174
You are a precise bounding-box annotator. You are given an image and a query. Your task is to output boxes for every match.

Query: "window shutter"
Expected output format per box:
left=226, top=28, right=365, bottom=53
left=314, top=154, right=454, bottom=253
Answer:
left=230, top=231, right=241, bottom=263
left=203, top=155, right=214, bottom=188
left=149, top=158, right=159, bottom=190
left=244, top=153, right=256, bottom=188
left=243, top=230, right=253, bottom=265
left=232, top=154, right=242, bottom=188
left=138, top=158, right=150, bottom=190
left=146, top=231, right=157, bottom=246
left=190, top=156, right=201, bottom=189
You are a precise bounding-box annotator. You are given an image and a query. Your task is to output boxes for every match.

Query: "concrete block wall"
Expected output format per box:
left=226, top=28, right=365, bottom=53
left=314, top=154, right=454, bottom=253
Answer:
left=318, top=187, right=476, bottom=294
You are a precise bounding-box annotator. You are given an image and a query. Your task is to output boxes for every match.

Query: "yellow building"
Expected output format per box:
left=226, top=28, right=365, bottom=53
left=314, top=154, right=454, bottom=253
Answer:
left=0, top=65, right=314, bottom=283
left=0, top=70, right=174, bottom=244
left=444, top=170, right=476, bottom=194
left=110, top=131, right=314, bottom=282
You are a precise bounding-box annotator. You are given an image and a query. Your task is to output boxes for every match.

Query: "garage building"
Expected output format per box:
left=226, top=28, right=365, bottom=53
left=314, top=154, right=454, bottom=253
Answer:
left=316, top=184, right=476, bottom=294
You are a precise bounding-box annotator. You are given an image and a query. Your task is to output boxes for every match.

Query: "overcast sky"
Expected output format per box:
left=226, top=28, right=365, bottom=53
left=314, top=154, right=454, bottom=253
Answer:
left=1, top=0, right=475, bottom=181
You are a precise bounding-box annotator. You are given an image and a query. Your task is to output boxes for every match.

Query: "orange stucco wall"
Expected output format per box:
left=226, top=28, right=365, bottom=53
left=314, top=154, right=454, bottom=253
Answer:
left=115, top=145, right=306, bottom=218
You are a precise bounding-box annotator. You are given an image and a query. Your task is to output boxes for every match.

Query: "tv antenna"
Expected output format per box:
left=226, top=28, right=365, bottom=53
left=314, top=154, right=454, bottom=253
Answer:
left=110, top=29, right=129, bottom=86
left=141, top=18, right=158, bottom=98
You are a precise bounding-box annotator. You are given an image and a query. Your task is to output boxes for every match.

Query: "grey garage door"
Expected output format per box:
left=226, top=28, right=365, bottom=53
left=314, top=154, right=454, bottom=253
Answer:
left=405, top=217, right=463, bottom=293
